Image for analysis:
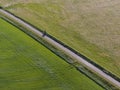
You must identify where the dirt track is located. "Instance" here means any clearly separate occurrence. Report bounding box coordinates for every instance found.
[0,9,120,89]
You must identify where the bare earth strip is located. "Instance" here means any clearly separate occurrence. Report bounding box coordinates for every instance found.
[0,9,120,89]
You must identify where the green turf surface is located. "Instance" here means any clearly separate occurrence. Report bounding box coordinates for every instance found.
[1,0,119,77]
[0,18,103,89]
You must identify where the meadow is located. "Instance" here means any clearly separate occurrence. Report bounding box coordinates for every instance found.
[0,18,103,89]
[0,0,119,77]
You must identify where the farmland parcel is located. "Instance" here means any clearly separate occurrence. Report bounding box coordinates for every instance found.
[0,0,119,77]
[0,18,103,89]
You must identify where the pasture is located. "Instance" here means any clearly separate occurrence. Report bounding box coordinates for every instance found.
[1,0,119,77]
[0,18,103,89]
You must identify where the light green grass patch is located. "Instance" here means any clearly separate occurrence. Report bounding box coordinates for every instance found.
[0,18,103,90]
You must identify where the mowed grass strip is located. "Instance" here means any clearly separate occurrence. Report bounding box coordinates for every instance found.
[2,0,120,77]
[0,18,103,90]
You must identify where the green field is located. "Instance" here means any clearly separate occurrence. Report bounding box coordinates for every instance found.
[0,18,103,89]
[1,0,119,77]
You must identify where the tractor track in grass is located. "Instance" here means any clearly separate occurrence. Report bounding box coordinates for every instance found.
[0,8,120,89]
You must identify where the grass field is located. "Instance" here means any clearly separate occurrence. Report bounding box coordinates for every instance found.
[0,18,103,89]
[1,0,119,77]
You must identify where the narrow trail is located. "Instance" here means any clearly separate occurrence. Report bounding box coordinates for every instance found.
[0,9,120,89]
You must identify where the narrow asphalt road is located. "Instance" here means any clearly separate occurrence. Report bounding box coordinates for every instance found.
[0,9,120,88]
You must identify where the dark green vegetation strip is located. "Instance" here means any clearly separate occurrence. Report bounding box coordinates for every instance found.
[0,18,103,89]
